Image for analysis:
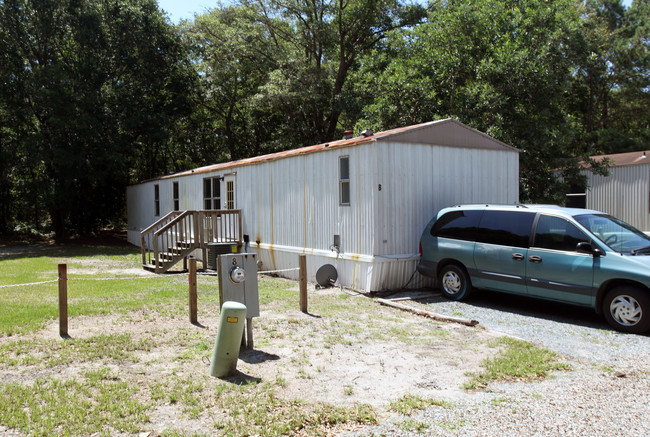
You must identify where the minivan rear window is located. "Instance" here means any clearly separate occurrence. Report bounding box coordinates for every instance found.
[432,210,483,241]
[476,211,535,248]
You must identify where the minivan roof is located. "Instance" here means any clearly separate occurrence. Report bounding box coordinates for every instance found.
[443,204,603,217]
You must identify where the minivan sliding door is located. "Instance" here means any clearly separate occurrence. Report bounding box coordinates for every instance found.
[472,211,535,295]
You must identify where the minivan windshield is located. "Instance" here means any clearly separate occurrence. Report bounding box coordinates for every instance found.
[574,213,650,255]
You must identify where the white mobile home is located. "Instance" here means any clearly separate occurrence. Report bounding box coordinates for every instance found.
[127,118,520,292]
[570,151,650,232]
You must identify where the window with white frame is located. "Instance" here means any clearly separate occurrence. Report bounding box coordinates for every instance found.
[203,177,221,210]
[339,156,350,206]
[154,184,160,216]
[173,182,179,211]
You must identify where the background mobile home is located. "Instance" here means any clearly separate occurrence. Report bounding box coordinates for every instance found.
[570,151,650,232]
[128,118,520,292]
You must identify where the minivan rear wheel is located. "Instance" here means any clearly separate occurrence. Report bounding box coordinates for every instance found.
[438,264,472,301]
[603,286,650,334]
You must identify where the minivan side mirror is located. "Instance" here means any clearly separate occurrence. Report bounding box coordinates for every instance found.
[576,242,604,257]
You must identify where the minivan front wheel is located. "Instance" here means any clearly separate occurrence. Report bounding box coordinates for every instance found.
[603,286,650,334]
[438,264,472,301]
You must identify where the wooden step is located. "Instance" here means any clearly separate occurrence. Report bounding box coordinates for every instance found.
[158,252,175,261]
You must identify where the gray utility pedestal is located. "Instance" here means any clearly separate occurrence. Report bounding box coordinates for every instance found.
[217,253,259,348]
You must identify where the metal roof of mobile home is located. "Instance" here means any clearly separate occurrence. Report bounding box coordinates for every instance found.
[581,150,650,168]
[147,118,518,182]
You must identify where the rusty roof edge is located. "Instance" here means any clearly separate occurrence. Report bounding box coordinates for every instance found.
[138,136,377,184]
[132,118,515,185]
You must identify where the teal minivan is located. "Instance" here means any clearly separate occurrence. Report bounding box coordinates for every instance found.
[417,204,650,333]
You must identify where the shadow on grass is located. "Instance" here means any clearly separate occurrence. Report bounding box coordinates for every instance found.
[0,229,139,261]
[221,369,262,385]
[0,242,140,261]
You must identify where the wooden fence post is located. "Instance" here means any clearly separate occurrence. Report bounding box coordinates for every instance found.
[299,255,307,313]
[189,258,198,324]
[58,263,68,337]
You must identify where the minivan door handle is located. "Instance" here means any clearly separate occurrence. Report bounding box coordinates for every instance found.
[512,253,524,261]
[528,255,542,263]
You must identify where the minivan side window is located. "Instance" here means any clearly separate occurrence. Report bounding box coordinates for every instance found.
[476,211,535,248]
[534,215,589,252]
[431,210,483,241]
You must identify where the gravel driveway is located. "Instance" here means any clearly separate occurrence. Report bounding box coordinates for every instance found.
[418,290,650,367]
[344,289,650,437]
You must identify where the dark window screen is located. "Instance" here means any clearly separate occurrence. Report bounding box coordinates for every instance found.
[203,179,211,209]
[432,210,483,241]
[339,156,350,206]
[173,182,179,211]
[476,211,534,248]
[203,177,221,210]
[154,185,160,216]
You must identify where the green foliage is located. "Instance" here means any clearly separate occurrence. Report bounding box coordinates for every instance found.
[180,5,281,161]
[0,333,151,368]
[355,0,585,202]
[567,0,650,156]
[0,0,197,238]
[234,0,426,148]
[398,418,430,432]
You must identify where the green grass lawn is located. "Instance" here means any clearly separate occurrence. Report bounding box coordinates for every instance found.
[0,245,192,336]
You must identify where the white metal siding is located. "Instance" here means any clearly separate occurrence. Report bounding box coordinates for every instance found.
[586,164,650,231]
[239,146,377,278]
[373,142,519,256]
[127,135,519,291]
[367,142,518,291]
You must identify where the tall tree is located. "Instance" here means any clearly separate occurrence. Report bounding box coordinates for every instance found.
[354,0,594,202]
[0,0,197,238]
[181,5,280,161]
[567,0,650,154]
[244,0,426,146]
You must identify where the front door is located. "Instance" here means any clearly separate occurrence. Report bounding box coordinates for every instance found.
[526,214,595,306]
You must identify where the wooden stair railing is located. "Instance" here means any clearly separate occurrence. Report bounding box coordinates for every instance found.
[141,210,242,273]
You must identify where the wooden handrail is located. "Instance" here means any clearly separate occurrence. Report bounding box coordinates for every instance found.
[153,210,192,237]
[141,210,181,234]
[141,209,243,273]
